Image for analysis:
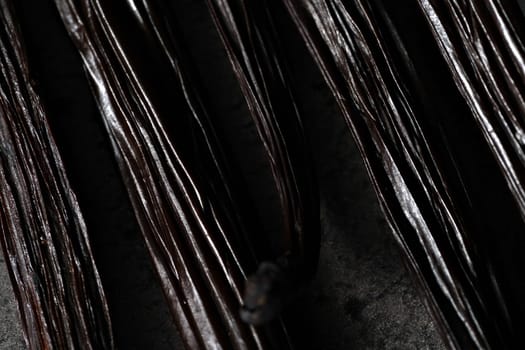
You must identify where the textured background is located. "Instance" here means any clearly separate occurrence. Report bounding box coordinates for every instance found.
[0,0,489,348]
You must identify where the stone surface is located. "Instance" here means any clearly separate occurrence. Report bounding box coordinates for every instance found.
[0,251,24,349]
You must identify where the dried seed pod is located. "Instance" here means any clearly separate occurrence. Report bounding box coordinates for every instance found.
[0,1,114,349]
[206,0,320,323]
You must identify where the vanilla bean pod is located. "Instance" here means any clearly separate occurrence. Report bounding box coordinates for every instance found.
[282,0,525,348]
[411,0,525,343]
[0,1,114,349]
[54,0,293,348]
[206,0,320,324]
[415,0,525,219]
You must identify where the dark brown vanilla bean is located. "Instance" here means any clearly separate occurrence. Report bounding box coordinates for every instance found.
[206,0,320,324]
[415,0,525,221]
[54,0,292,348]
[282,0,525,348]
[0,1,114,349]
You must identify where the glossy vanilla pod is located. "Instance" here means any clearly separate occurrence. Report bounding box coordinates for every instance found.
[205,0,320,325]
[282,0,525,348]
[0,1,114,349]
[54,0,293,348]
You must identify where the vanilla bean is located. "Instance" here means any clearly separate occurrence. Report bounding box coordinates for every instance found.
[0,1,114,349]
[206,0,320,324]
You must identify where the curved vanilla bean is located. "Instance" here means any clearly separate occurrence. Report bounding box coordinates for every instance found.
[205,0,320,324]
[0,1,114,349]
[54,0,292,348]
[282,0,525,348]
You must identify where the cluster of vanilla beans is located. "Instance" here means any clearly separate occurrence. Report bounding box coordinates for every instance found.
[1,0,524,349]
[284,0,525,348]
[0,2,113,349]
